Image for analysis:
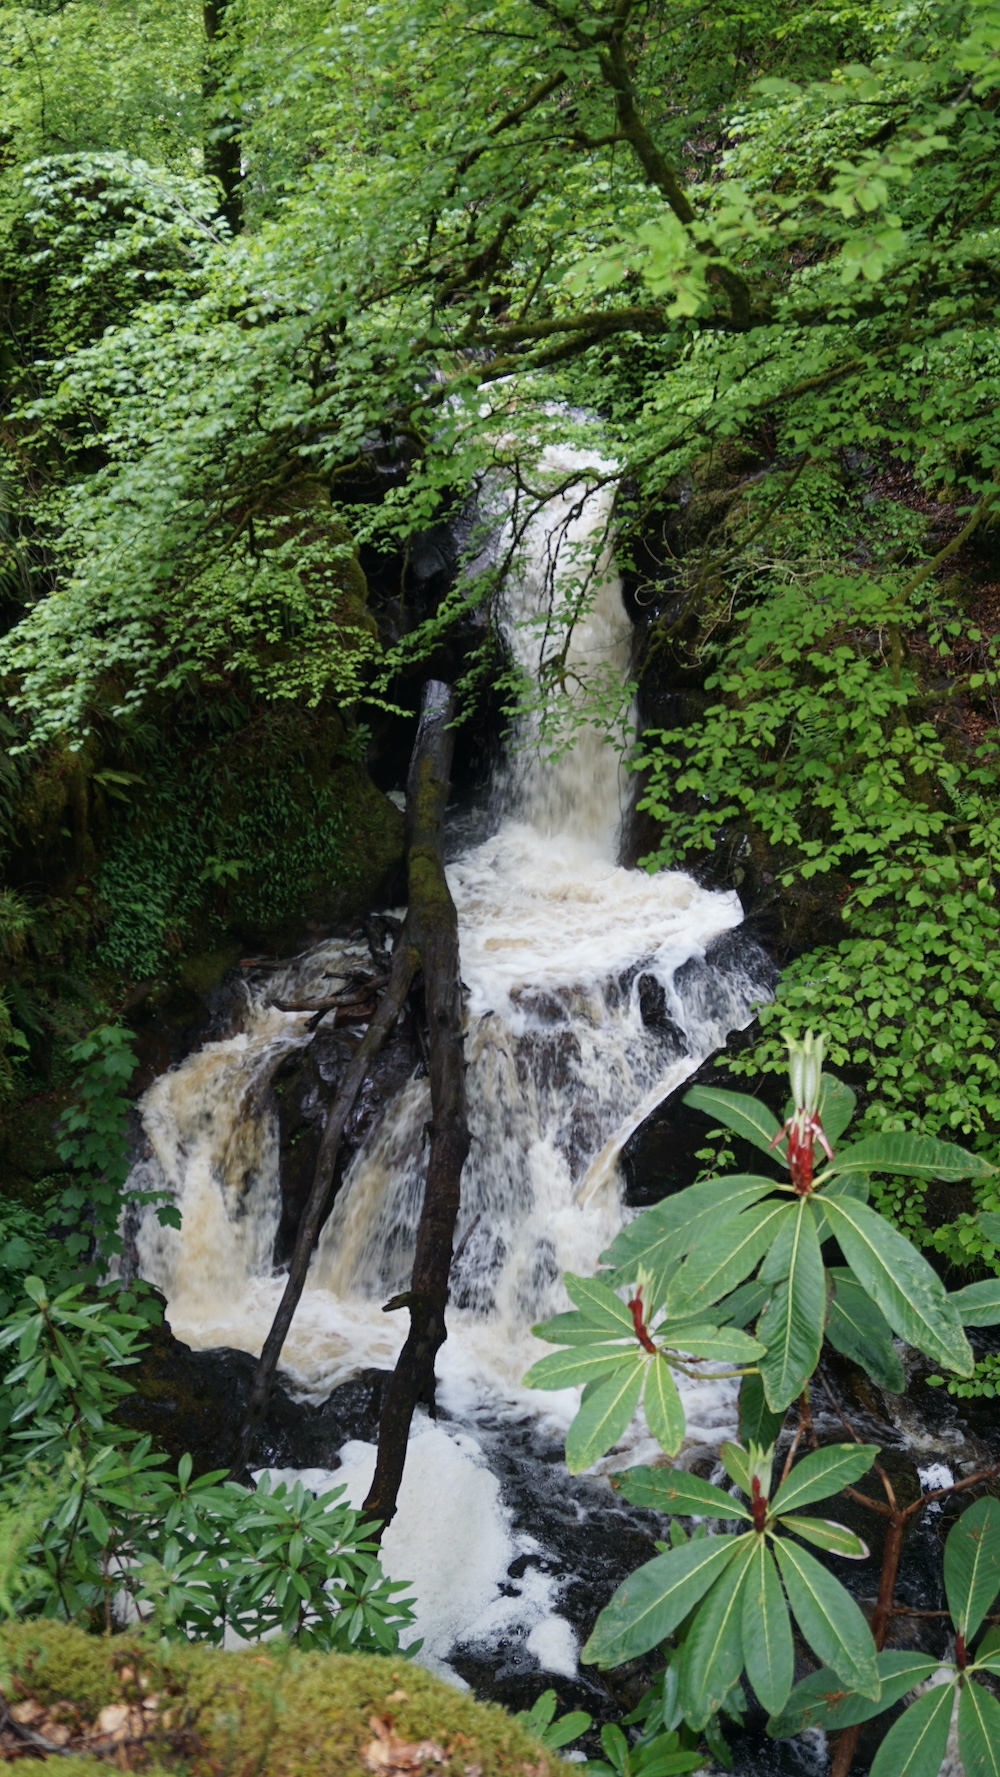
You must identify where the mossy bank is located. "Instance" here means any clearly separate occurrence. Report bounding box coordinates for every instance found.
[0,1621,555,1777]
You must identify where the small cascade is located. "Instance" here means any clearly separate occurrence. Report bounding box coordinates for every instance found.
[131,445,775,1679]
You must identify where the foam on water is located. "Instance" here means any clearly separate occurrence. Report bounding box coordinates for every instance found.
[131,444,772,1677]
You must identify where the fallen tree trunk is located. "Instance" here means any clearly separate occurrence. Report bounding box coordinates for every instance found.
[230,681,468,1495]
[229,929,417,1481]
[363,681,470,1532]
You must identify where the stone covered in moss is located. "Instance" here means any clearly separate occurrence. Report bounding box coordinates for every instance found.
[0,1621,553,1777]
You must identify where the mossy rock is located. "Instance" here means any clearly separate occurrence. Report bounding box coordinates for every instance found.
[0,1621,554,1777]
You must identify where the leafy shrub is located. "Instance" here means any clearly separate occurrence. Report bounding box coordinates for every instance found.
[525,1034,1000,1769]
[636,558,1000,1279]
[0,1278,415,1654]
[96,725,354,978]
[48,1023,179,1275]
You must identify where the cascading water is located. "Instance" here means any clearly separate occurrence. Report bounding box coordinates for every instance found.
[131,447,775,1682]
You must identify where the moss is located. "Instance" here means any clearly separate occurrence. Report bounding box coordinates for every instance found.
[177,944,244,999]
[0,1622,554,1777]
[0,1091,70,1206]
[96,709,405,976]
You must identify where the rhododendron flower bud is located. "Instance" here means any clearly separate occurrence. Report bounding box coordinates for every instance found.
[785,1029,825,1117]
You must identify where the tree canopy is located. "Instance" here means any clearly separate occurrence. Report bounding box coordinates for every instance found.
[2,0,998,741]
[2,0,1000,1285]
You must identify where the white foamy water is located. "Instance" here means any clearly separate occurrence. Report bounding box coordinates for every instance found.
[131,444,773,1676]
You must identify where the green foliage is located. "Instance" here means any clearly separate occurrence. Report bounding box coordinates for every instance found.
[637,564,1000,1132]
[529,1064,984,1471]
[582,1720,703,1777]
[95,725,356,977]
[585,1440,878,1715]
[0,1278,416,1653]
[49,1023,179,1272]
[0,1200,58,1321]
[526,1267,765,1472]
[0,0,996,761]
[514,1690,593,1754]
[770,1496,1000,1773]
[525,1039,1000,1763]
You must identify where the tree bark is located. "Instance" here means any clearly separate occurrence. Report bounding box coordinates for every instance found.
[230,680,468,1495]
[203,0,242,234]
[363,681,470,1532]
[229,930,417,1481]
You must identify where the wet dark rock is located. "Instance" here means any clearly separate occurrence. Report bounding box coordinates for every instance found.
[514,1028,582,1094]
[446,1410,670,1732]
[635,974,689,1049]
[117,1309,390,1475]
[898,1330,1000,1458]
[270,1017,420,1267]
[510,987,574,1027]
[621,1021,784,1206]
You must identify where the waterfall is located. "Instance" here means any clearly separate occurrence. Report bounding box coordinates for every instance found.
[131,445,774,1677]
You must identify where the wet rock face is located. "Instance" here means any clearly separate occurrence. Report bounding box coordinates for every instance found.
[270,1015,421,1267]
[621,1017,782,1207]
[116,1311,390,1474]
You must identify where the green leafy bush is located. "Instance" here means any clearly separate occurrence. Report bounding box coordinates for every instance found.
[770,1496,1000,1776]
[0,1278,415,1654]
[49,1024,179,1274]
[525,1034,1000,1769]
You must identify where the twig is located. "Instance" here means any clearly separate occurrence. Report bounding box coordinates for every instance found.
[0,1698,74,1758]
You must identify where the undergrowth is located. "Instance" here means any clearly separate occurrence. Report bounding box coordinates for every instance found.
[637,458,1000,1332]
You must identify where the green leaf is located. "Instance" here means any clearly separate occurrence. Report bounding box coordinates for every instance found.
[869,1684,956,1777]
[544,1711,593,1751]
[666,1202,790,1318]
[582,1535,746,1668]
[679,1537,757,1728]
[533,1310,623,1346]
[943,1496,1000,1638]
[950,1279,1000,1328]
[767,1651,941,1737]
[779,1516,869,1558]
[770,1443,879,1516]
[758,1203,800,1284]
[525,1343,636,1390]
[84,1499,113,1545]
[959,1679,1000,1777]
[617,1466,750,1520]
[773,1535,880,1698]
[602,1176,780,1297]
[682,1087,784,1159]
[821,1197,973,1375]
[600,1724,629,1772]
[642,1357,686,1456]
[824,1132,995,1183]
[720,1440,753,1493]
[662,1325,765,1362]
[978,1213,1000,1246]
[717,1279,771,1329]
[757,1199,826,1412]
[738,1373,785,1450]
[565,1360,646,1474]
[564,1273,636,1333]
[742,1541,794,1715]
[826,1268,905,1393]
[818,1074,856,1146]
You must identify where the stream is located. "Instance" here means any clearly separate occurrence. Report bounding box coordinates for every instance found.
[122,450,998,1771]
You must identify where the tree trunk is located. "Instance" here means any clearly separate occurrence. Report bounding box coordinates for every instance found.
[203,0,242,234]
[229,930,417,1481]
[230,680,468,1493]
[363,682,470,1532]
